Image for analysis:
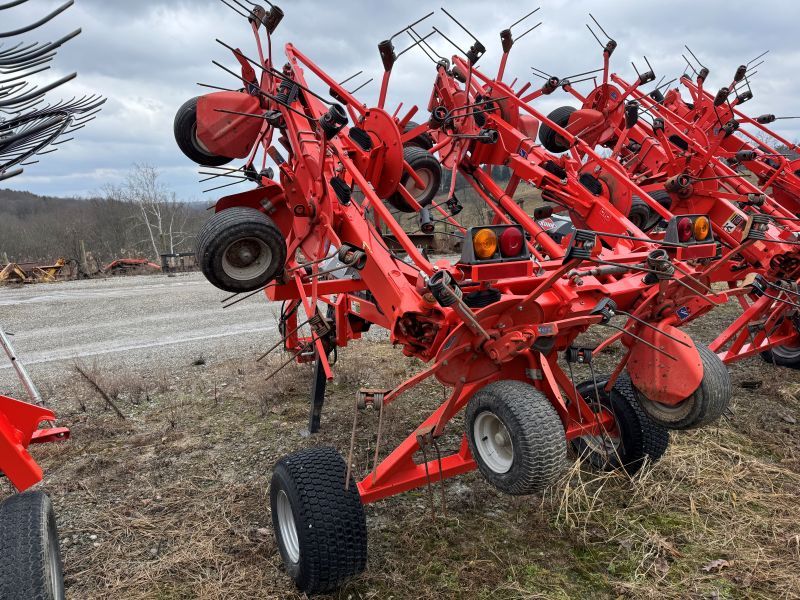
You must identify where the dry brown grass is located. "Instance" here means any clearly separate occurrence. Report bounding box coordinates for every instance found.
[28,327,800,599]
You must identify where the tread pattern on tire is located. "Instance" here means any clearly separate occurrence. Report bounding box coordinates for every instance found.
[174,97,232,167]
[196,206,286,293]
[538,106,576,154]
[465,380,566,495]
[611,375,670,465]
[628,196,653,230]
[271,447,367,595]
[387,146,442,213]
[635,343,731,430]
[0,491,63,600]
[402,121,434,150]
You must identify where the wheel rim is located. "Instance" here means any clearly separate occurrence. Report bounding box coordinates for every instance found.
[404,168,432,201]
[222,237,272,281]
[191,122,214,156]
[473,411,514,474]
[575,407,622,468]
[772,344,800,360]
[276,489,300,564]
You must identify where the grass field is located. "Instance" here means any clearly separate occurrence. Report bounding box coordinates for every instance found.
[8,293,798,599]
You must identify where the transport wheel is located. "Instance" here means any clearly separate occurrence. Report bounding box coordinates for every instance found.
[573,375,669,475]
[627,197,653,231]
[402,120,434,150]
[634,344,731,430]
[465,380,566,495]
[386,146,442,213]
[538,106,576,153]
[760,344,800,369]
[0,491,65,600]
[644,190,672,230]
[174,96,232,167]
[271,447,367,595]
[196,207,286,293]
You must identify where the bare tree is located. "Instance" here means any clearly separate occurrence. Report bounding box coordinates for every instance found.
[105,164,195,260]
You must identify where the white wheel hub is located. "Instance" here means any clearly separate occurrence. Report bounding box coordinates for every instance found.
[404,168,432,200]
[473,411,514,474]
[276,489,300,564]
[222,237,272,281]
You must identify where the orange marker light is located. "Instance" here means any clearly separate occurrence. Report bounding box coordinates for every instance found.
[473,228,498,259]
[693,216,711,241]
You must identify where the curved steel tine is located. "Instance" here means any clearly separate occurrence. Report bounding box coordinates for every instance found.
[0,0,74,39]
[0,72,76,107]
[0,65,49,85]
[0,0,34,10]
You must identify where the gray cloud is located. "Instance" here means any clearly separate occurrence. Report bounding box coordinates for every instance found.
[3,0,799,199]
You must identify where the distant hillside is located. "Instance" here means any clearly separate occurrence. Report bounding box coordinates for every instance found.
[0,188,206,265]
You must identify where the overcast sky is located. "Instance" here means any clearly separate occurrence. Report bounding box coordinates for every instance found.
[3,0,799,201]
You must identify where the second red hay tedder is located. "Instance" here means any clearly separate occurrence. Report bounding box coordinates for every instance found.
[173,2,798,594]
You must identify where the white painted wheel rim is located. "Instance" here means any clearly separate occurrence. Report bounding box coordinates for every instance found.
[277,489,300,564]
[222,237,272,281]
[473,411,514,474]
[772,344,800,360]
[404,168,432,200]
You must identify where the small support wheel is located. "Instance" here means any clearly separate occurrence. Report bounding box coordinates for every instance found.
[402,120,434,150]
[627,197,653,231]
[196,207,286,293]
[760,344,800,369]
[386,146,442,213]
[174,97,233,167]
[538,106,576,153]
[574,375,669,475]
[465,380,566,495]
[634,344,731,430]
[0,491,65,600]
[271,447,367,595]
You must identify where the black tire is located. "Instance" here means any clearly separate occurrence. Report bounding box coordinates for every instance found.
[402,120,434,150]
[271,447,367,595]
[634,344,731,430]
[628,197,653,231]
[539,106,576,154]
[643,190,672,231]
[573,375,669,475]
[196,207,286,293]
[465,380,566,495]
[174,97,232,167]
[0,492,65,600]
[387,146,442,213]
[760,344,800,369]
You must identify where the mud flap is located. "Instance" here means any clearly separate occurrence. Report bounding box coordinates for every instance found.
[626,325,703,406]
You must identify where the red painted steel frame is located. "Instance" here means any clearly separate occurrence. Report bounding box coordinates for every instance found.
[189,16,726,507]
[0,394,69,492]
[543,50,800,364]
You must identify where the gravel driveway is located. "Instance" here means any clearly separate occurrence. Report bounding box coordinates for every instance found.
[0,273,282,394]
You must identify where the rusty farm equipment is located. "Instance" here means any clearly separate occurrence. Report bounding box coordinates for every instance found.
[0,1,103,598]
[0,258,68,284]
[172,4,744,593]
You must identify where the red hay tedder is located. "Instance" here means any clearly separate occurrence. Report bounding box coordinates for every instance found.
[172,3,800,594]
[532,30,800,367]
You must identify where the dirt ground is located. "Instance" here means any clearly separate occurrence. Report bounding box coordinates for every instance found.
[1,274,799,599]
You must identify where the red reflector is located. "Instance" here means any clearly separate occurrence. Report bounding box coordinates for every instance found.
[499,227,524,257]
[677,217,693,243]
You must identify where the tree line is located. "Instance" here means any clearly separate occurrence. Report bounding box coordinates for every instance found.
[0,165,207,267]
